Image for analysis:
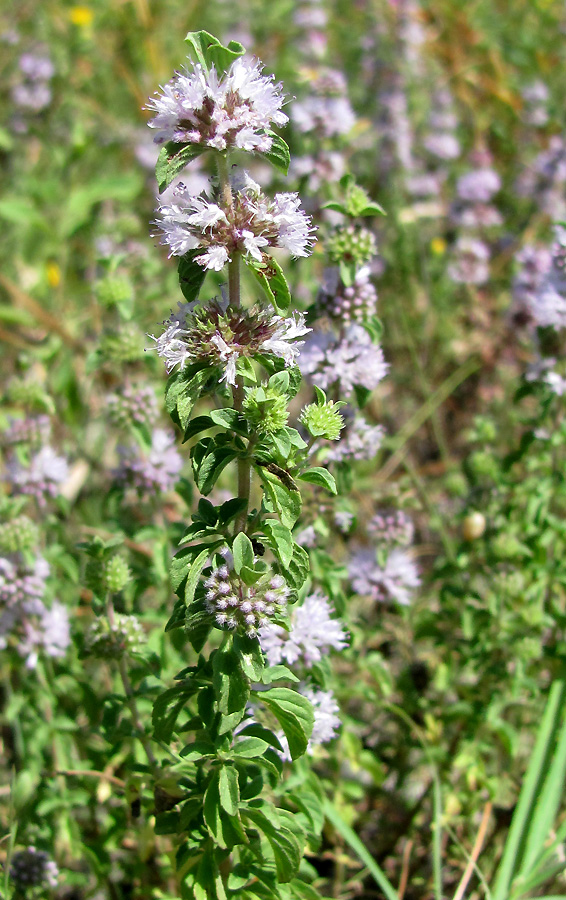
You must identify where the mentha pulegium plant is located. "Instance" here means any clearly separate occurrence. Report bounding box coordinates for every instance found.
[134,31,384,899]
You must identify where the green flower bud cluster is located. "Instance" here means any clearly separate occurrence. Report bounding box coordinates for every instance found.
[326,225,377,267]
[85,555,131,595]
[102,556,131,593]
[468,450,499,479]
[243,385,289,435]
[0,516,40,554]
[99,323,145,365]
[85,614,145,659]
[96,275,133,310]
[300,400,344,441]
[6,378,55,414]
[491,533,526,560]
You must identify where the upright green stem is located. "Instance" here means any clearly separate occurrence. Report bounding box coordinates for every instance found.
[106,597,158,773]
[216,152,253,534]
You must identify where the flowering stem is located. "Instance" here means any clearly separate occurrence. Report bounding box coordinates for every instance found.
[105,597,158,773]
[216,152,253,534]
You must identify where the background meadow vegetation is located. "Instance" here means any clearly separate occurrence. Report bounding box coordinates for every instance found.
[2,0,566,898]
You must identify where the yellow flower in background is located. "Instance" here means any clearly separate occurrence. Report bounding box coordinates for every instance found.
[430,237,447,256]
[70,6,93,27]
[46,262,61,287]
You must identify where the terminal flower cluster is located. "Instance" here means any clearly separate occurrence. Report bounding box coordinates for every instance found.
[146,56,288,151]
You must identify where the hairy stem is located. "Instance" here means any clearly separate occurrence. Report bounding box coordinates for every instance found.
[216,152,253,534]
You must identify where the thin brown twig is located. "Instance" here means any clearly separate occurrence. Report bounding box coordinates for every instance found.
[54,769,126,789]
[398,838,413,900]
[0,325,31,350]
[0,274,80,349]
[452,801,492,900]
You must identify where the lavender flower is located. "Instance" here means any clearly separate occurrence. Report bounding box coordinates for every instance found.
[146,57,287,151]
[511,245,553,326]
[0,554,49,610]
[517,136,566,219]
[348,547,420,606]
[295,525,318,548]
[526,226,566,329]
[154,175,314,268]
[450,203,503,229]
[447,237,490,285]
[423,132,460,161]
[299,326,388,396]
[317,267,378,324]
[204,561,290,637]
[521,81,549,127]
[11,82,52,111]
[116,428,182,496]
[325,416,385,463]
[368,509,414,547]
[290,151,345,193]
[151,300,310,385]
[456,168,501,204]
[18,52,55,81]
[6,446,68,505]
[334,510,355,533]
[18,600,70,668]
[259,590,347,668]
[291,69,355,137]
[1,414,51,447]
[106,383,160,429]
[10,847,59,890]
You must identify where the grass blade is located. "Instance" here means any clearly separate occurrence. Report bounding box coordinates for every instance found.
[323,799,399,900]
[491,681,566,900]
[516,695,566,880]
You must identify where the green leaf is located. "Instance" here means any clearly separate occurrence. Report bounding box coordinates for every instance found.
[244,808,303,882]
[184,549,210,604]
[261,521,294,568]
[185,30,245,72]
[297,467,337,495]
[262,665,299,684]
[166,365,212,429]
[261,133,291,175]
[249,256,292,313]
[194,446,239,495]
[286,543,310,591]
[165,595,186,632]
[219,765,240,816]
[152,683,198,741]
[213,647,250,717]
[260,469,302,529]
[232,532,255,575]
[218,498,248,525]
[204,771,225,846]
[156,143,206,192]
[210,408,248,435]
[233,736,270,758]
[179,738,216,761]
[185,597,213,652]
[234,634,265,681]
[178,251,207,303]
[236,723,284,753]
[182,415,214,443]
[258,687,314,760]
